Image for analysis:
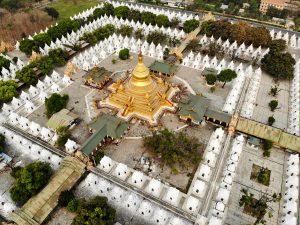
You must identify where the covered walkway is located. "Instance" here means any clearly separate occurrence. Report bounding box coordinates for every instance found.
[10,156,86,225]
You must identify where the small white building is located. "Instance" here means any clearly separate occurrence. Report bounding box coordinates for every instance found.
[130,170,145,188]
[65,139,78,154]
[99,156,114,173]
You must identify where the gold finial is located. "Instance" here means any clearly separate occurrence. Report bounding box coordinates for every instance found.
[138,48,143,64]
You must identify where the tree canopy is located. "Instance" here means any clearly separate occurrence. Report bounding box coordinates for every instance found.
[205,73,217,85]
[116,25,133,37]
[155,14,169,27]
[16,65,37,85]
[45,93,69,118]
[0,55,10,72]
[10,162,52,205]
[239,188,281,225]
[217,69,237,87]
[0,133,5,153]
[200,20,272,48]
[71,196,116,225]
[261,51,295,80]
[147,31,167,45]
[143,129,202,168]
[141,11,156,25]
[183,19,200,33]
[119,48,130,60]
[55,126,71,149]
[114,6,129,19]
[0,80,18,103]
[44,7,59,20]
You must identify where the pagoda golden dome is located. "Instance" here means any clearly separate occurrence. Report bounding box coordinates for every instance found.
[129,52,152,87]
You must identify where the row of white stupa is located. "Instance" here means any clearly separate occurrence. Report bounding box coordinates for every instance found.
[182,50,255,73]
[199,35,269,60]
[207,135,245,225]
[280,154,300,225]
[271,30,300,48]
[0,125,66,219]
[188,128,226,219]
[21,14,184,57]
[1,71,72,115]
[108,0,198,22]
[287,60,300,136]
[73,36,167,71]
[240,68,262,119]
[96,155,201,216]
[6,111,79,155]
[223,67,261,115]
[0,56,25,82]
[79,173,192,225]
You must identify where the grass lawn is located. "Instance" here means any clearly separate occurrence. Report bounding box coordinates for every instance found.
[43,0,101,21]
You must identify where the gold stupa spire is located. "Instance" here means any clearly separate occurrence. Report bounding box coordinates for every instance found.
[100,52,179,124]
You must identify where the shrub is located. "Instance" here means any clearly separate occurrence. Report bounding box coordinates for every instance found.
[55,126,71,149]
[119,48,130,60]
[183,19,200,33]
[67,198,80,212]
[268,116,275,126]
[45,93,69,118]
[10,162,52,205]
[268,100,278,112]
[0,80,18,103]
[58,190,75,207]
[205,73,217,85]
[94,151,105,165]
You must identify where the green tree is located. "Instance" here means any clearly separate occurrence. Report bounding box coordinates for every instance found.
[269,39,286,53]
[102,3,114,16]
[147,31,167,45]
[268,116,275,126]
[143,129,201,168]
[36,56,54,75]
[261,51,295,80]
[0,80,18,103]
[169,17,180,28]
[71,196,116,225]
[116,25,133,37]
[205,73,217,85]
[44,7,59,20]
[134,28,144,39]
[262,139,273,157]
[48,48,69,66]
[239,188,281,225]
[32,33,52,51]
[0,133,5,153]
[119,48,130,60]
[67,199,80,212]
[45,93,69,118]
[55,126,71,149]
[0,55,10,71]
[10,162,52,205]
[114,6,129,19]
[267,6,286,19]
[155,14,169,27]
[183,19,200,33]
[217,69,237,88]
[268,100,278,111]
[94,151,105,165]
[19,39,35,55]
[58,190,75,207]
[141,11,156,25]
[127,9,141,22]
[93,8,106,18]
[16,66,37,85]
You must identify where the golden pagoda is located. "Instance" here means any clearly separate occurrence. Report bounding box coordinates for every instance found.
[101,52,179,124]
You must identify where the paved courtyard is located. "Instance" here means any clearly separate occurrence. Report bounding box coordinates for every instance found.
[223,143,287,225]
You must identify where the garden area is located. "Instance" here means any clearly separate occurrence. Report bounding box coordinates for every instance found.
[250,164,271,186]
